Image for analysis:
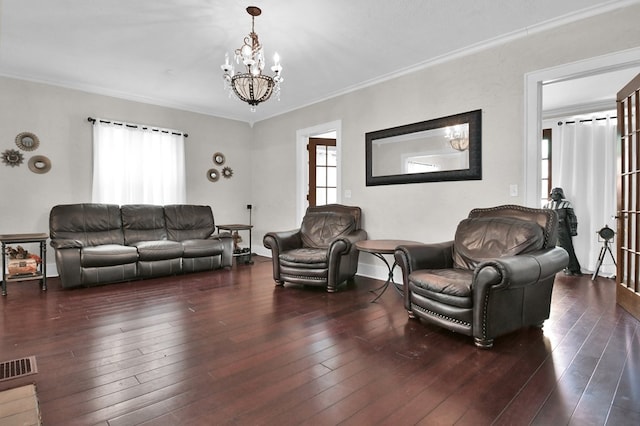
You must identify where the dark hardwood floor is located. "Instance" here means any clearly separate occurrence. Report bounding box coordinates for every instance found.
[1,256,639,425]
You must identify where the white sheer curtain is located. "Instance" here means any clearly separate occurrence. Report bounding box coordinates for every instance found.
[92,119,186,205]
[553,114,617,276]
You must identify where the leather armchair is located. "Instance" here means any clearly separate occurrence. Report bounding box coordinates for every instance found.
[394,205,569,348]
[263,204,367,292]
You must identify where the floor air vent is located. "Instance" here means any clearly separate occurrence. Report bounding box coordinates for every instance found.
[0,356,38,382]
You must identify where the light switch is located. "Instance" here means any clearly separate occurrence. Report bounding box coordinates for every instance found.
[509,184,518,197]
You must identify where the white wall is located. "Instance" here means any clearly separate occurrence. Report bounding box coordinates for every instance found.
[0,78,253,275]
[250,3,640,279]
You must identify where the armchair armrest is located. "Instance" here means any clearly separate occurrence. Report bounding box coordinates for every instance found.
[325,229,368,292]
[394,241,454,274]
[395,241,454,311]
[325,229,368,273]
[263,229,303,284]
[328,229,368,255]
[263,229,302,254]
[473,247,569,292]
[471,247,568,346]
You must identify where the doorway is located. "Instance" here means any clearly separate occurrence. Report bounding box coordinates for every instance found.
[525,47,640,276]
[524,48,640,205]
[295,120,342,224]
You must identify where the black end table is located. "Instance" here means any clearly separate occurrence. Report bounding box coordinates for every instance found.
[217,224,253,264]
[1,233,48,296]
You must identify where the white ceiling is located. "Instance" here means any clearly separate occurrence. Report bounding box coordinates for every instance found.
[0,0,637,124]
[543,67,640,118]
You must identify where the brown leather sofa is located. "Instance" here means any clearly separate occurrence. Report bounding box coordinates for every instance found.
[49,203,233,288]
[263,204,367,292]
[394,205,569,348]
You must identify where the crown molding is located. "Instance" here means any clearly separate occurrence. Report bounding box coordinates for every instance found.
[542,100,617,119]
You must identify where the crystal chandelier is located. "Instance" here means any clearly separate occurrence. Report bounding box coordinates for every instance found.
[221,6,283,111]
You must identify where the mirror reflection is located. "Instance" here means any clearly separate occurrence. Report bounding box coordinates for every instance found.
[366,110,481,186]
[371,124,470,176]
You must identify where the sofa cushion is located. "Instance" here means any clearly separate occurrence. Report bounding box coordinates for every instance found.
[81,244,138,268]
[300,212,356,249]
[135,240,183,261]
[181,239,224,258]
[121,204,167,245]
[164,205,215,241]
[50,203,125,246]
[453,217,545,270]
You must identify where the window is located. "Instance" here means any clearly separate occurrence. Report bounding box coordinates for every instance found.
[91,119,186,205]
[406,156,439,173]
[541,128,552,207]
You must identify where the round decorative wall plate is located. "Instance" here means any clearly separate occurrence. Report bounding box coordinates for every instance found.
[207,168,220,182]
[1,149,24,167]
[28,155,51,174]
[15,132,40,151]
[213,152,225,165]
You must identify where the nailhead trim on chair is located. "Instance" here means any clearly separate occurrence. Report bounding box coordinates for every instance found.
[481,293,490,340]
[411,303,471,327]
[284,275,325,281]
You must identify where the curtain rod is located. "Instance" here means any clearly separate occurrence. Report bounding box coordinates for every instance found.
[87,117,188,137]
[558,116,616,126]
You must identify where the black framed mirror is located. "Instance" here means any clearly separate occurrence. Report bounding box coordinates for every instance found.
[365,109,482,186]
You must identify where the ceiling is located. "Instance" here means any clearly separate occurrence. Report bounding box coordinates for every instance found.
[543,67,640,118]
[0,0,637,124]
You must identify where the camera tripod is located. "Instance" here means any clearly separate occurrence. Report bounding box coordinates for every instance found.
[592,236,616,280]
